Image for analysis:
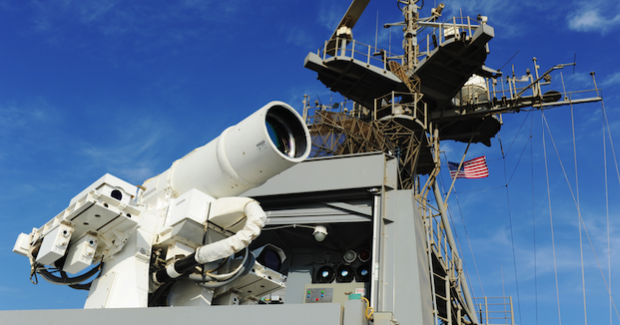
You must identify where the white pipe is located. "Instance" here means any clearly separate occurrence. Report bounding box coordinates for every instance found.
[195,199,267,264]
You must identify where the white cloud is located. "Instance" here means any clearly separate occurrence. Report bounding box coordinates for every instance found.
[26,0,247,52]
[603,72,620,87]
[285,26,312,47]
[79,119,165,184]
[317,0,347,32]
[440,0,550,38]
[0,98,60,150]
[567,7,620,34]
[569,10,599,31]
[72,0,117,23]
[0,286,18,293]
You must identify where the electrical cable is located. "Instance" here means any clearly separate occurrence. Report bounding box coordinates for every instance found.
[263,224,316,231]
[205,256,229,274]
[68,259,106,290]
[200,219,241,281]
[204,254,246,280]
[37,263,104,286]
[148,279,176,307]
[361,296,375,321]
[28,239,43,285]
[29,263,39,285]
[195,250,255,289]
[149,248,255,307]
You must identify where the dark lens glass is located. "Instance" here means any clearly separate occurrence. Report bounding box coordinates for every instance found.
[265,116,292,157]
[266,121,283,150]
[316,266,335,283]
[262,250,281,271]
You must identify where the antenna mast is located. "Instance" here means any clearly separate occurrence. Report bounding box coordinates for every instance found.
[402,0,420,72]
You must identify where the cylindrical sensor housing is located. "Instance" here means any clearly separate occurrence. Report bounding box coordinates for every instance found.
[151,101,310,198]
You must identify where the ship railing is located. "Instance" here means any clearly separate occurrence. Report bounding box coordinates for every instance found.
[302,96,361,126]
[489,78,601,106]
[452,71,602,113]
[419,197,477,325]
[420,198,454,271]
[428,208,453,271]
[473,296,516,325]
[373,91,427,129]
[317,38,401,72]
[315,16,482,75]
[417,16,482,62]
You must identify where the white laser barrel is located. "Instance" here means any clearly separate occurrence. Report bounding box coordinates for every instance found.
[149,101,310,199]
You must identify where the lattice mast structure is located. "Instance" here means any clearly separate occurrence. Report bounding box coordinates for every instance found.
[304,0,434,191]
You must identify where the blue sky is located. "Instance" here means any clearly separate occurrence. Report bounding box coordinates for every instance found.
[0,0,619,323]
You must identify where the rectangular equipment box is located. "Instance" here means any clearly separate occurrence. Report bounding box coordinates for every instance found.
[63,234,98,274]
[303,283,367,307]
[36,224,74,265]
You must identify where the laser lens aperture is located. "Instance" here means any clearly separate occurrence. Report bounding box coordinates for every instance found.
[265,114,295,158]
[266,121,282,150]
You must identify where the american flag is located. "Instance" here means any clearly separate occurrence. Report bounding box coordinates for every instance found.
[448,156,489,179]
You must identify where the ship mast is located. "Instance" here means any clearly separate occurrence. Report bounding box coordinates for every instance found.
[302,1,603,324]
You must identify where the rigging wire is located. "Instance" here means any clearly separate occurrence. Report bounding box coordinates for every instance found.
[507,134,532,186]
[570,103,588,325]
[497,133,523,325]
[504,110,532,157]
[543,112,620,323]
[600,99,620,325]
[541,111,562,325]
[601,100,620,211]
[495,110,533,186]
[579,203,620,323]
[530,111,539,325]
[603,104,612,325]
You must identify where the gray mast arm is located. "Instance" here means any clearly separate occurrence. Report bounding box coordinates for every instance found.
[328,0,371,40]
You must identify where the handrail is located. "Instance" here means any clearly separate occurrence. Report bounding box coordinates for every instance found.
[317,37,400,72]
[473,296,516,325]
[417,16,482,61]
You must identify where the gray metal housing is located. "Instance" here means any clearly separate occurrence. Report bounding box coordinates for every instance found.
[1,152,433,325]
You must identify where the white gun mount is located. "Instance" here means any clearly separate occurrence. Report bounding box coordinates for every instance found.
[14,101,311,308]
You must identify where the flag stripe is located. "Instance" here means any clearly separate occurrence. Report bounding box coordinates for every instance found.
[448,156,489,179]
